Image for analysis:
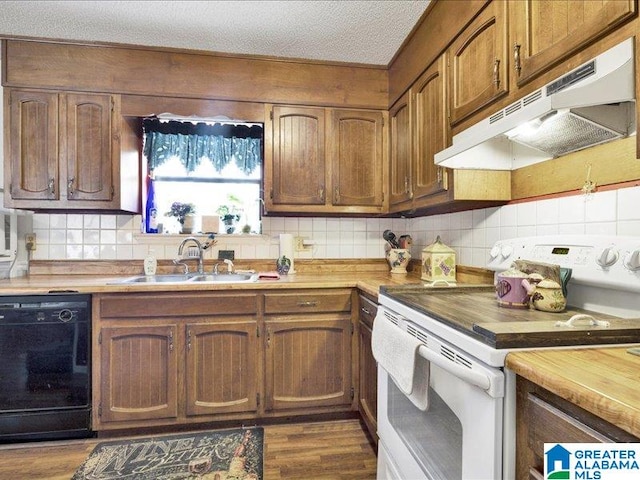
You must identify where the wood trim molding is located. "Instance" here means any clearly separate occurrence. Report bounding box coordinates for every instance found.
[3,39,389,109]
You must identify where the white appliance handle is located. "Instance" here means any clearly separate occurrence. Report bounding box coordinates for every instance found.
[418,344,491,391]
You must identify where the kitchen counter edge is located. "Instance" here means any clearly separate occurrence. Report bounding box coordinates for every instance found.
[506,346,640,439]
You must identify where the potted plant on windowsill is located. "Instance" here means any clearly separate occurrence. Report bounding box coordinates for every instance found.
[216,194,243,234]
[166,202,197,234]
[216,207,240,234]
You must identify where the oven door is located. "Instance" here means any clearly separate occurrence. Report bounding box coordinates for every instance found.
[377,319,504,480]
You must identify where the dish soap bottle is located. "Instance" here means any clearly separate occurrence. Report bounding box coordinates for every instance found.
[144,249,157,276]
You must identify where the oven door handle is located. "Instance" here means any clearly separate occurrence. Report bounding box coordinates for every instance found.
[418,345,492,391]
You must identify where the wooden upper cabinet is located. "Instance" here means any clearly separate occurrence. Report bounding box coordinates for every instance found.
[269,105,326,206]
[411,55,449,202]
[4,88,137,211]
[448,0,508,126]
[328,109,385,209]
[266,104,387,214]
[389,92,412,207]
[5,89,59,201]
[389,56,451,212]
[510,0,637,87]
[64,93,114,202]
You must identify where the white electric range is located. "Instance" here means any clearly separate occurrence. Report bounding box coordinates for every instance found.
[375,235,640,480]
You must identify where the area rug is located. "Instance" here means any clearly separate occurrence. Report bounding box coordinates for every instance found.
[72,427,263,480]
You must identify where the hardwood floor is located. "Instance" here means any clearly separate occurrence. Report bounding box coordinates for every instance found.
[0,419,377,479]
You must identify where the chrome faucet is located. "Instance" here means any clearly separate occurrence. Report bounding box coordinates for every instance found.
[177,237,204,274]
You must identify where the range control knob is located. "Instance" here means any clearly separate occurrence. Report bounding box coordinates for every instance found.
[489,245,501,259]
[596,246,619,268]
[623,249,640,271]
[501,244,514,259]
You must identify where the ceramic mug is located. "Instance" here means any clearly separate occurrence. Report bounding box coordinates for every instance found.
[495,269,533,309]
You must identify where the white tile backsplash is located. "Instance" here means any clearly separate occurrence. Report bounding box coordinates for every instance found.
[24,186,640,266]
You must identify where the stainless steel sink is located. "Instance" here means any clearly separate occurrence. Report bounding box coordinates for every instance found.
[114,274,196,284]
[190,273,258,283]
[112,273,258,284]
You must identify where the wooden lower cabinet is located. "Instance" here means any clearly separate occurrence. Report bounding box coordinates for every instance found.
[265,316,352,411]
[93,292,260,430]
[99,324,179,423]
[516,376,639,479]
[358,294,378,446]
[185,321,258,416]
[263,289,356,413]
[93,288,358,431]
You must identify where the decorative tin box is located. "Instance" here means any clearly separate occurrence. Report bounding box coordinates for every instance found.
[421,236,456,284]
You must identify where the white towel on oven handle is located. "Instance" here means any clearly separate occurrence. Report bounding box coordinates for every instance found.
[372,312,430,410]
[408,352,430,411]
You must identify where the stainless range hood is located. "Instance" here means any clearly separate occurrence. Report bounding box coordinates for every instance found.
[435,38,636,170]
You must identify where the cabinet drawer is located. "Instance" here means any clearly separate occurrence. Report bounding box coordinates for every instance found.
[527,393,610,451]
[359,295,378,329]
[98,293,259,318]
[264,289,352,314]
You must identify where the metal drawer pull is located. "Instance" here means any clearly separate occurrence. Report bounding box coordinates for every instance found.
[493,58,501,88]
[513,43,522,76]
[361,307,371,315]
[297,301,318,307]
[418,345,491,391]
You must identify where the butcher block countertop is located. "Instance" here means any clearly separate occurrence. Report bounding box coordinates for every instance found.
[506,346,640,438]
[0,260,494,297]
[0,271,410,297]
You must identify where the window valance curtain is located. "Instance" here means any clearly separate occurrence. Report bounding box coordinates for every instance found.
[142,118,262,174]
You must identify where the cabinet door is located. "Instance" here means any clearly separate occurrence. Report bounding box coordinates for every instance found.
[329,109,385,209]
[185,321,258,416]
[511,0,636,86]
[265,317,352,411]
[270,106,326,206]
[63,93,114,202]
[99,325,178,423]
[389,92,412,207]
[5,89,59,201]
[358,296,378,444]
[411,55,449,201]
[449,0,508,125]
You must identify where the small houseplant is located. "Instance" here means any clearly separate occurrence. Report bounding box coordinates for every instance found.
[166,202,196,233]
[216,195,242,233]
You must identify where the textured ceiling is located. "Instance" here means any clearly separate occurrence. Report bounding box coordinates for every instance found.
[0,1,431,65]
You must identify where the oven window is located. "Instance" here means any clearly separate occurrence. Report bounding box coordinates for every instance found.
[388,379,462,480]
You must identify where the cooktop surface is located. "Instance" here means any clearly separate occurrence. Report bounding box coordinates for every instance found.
[380,284,640,349]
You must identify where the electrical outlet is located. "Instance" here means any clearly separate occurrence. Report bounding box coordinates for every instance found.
[218,250,235,260]
[295,236,312,251]
[25,233,37,251]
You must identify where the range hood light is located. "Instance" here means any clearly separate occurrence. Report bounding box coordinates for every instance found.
[505,110,563,140]
[506,109,570,139]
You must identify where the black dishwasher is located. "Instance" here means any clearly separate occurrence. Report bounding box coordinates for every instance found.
[0,294,92,442]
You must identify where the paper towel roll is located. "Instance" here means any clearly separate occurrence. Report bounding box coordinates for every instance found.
[279,233,296,274]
